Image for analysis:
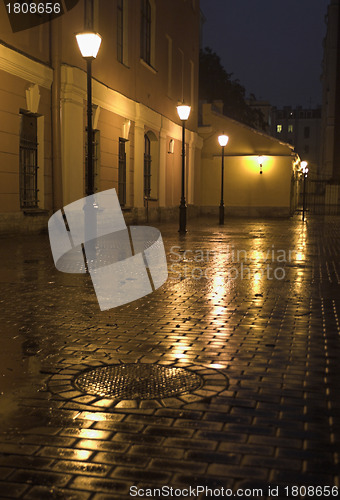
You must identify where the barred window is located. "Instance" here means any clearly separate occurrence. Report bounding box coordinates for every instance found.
[118,138,127,206]
[85,129,100,194]
[144,134,151,199]
[19,112,38,209]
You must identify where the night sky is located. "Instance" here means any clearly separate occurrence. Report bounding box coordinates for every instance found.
[200,0,330,109]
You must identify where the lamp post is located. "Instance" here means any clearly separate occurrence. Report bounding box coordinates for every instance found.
[257,155,264,175]
[301,161,308,222]
[177,104,191,234]
[76,32,102,196]
[218,134,229,225]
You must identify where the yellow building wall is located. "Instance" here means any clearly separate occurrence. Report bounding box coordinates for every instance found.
[201,155,292,209]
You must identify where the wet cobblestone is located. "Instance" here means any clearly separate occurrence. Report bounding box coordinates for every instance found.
[0,216,340,499]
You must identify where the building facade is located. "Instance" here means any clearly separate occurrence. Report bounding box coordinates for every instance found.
[0,0,202,231]
[321,0,340,181]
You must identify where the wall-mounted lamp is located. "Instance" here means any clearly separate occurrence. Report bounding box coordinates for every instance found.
[168,139,174,154]
[257,155,265,174]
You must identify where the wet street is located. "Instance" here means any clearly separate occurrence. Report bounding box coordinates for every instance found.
[0,215,339,499]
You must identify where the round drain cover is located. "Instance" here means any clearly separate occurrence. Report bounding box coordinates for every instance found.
[73,363,202,400]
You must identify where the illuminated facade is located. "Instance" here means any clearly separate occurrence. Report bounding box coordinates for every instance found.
[0,0,201,231]
[199,103,301,217]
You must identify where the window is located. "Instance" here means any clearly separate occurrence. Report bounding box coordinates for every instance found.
[288,124,293,133]
[117,0,124,63]
[144,134,151,199]
[118,138,127,206]
[304,145,309,154]
[19,112,38,209]
[84,0,99,30]
[117,0,128,65]
[277,124,282,133]
[140,0,151,64]
[166,35,172,97]
[304,126,310,139]
[85,129,100,194]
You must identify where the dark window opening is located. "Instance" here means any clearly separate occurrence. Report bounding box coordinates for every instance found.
[117,0,124,63]
[118,138,127,206]
[141,0,151,64]
[304,126,310,139]
[144,134,151,199]
[20,112,38,209]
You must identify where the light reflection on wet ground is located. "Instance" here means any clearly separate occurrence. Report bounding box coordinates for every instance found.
[0,216,339,497]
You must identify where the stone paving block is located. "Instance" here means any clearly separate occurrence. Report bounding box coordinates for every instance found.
[162,437,217,450]
[185,450,241,465]
[23,486,91,500]
[69,476,129,494]
[242,454,302,471]
[0,443,40,455]
[0,466,14,479]
[75,439,129,453]
[51,460,112,476]
[150,457,207,473]
[218,441,275,456]
[92,421,144,432]
[143,425,194,438]
[0,480,29,498]
[8,469,72,488]
[128,445,184,459]
[110,466,172,483]
[36,446,93,461]
[60,428,112,440]
[0,455,53,469]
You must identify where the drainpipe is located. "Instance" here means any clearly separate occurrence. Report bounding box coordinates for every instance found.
[50,16,63,212]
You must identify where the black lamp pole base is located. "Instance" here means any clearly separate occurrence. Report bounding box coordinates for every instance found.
[179,203,187,234]
[219,204,224,225]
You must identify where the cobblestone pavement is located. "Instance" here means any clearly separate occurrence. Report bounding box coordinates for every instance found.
[0,215,339,500]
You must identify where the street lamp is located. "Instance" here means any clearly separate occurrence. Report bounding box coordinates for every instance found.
[177,104,191,233]
[218,134,229,225]
[76,32,102,196]
[301,160,308,222]
[257,155,264,175]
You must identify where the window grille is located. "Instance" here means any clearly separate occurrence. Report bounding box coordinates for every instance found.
[118,138,127,205]
[85,129,100,194]
[144,134,151,199]
[19,113,38,209]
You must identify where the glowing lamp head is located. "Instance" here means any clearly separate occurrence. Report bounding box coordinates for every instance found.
[76,32,102,59]
[257,155,264,166]
[301,161,308,175]
[177,105,191,121]
[257,155,265,174]
[218,134,229,147]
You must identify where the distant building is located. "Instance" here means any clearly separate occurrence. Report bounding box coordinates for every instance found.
[270,106,322,178]
[245,98,272,133]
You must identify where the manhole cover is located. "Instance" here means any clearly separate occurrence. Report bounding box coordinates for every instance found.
[73,363,202,400]
[48,360,229,409]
